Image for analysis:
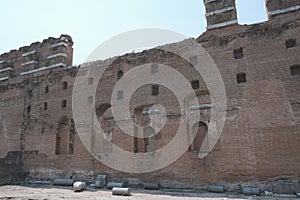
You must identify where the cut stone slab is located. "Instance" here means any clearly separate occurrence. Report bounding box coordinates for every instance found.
[53,179,74,186]
[208,185,225,193]
[107,182,126,189]
[242,187,260,195]
[143,182,160,190]
[112,187,132,196]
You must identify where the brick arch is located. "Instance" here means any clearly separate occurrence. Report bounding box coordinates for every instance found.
[96,103,114,138]
[94,103,114,153]
[96,103,113,133]
[55,116,75,155]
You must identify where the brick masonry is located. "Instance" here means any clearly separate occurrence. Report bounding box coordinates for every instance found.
[0,0,299,190]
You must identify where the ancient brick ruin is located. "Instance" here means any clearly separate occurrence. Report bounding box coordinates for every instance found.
[0,0,299,193]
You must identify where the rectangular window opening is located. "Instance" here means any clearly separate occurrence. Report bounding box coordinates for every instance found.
[152,85,159,96]
[191,80,200,90]
[27,106,31,114]
[61,100,67,108]
[237,73,247,83]
[44,102,48,110]
[234,48,244,60]
[286,39,297,49]
[63,81,68,89]
[291,65,300,76]
[45,86,49,93]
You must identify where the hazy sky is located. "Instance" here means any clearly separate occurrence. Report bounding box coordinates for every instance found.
[0,0,268,65]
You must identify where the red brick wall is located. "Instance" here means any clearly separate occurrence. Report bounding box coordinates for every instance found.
[0,9,299,186]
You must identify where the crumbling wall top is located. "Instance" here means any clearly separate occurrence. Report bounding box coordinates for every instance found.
[0,34,74,82]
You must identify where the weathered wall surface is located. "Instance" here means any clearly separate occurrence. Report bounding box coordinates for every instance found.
[0,0,299,188]
[0,151,23,185]
[195,7,300,183]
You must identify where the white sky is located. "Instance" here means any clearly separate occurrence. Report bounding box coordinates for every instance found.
[0,0,267,65]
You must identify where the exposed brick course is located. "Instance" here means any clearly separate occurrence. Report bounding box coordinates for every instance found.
[0,0,299,190]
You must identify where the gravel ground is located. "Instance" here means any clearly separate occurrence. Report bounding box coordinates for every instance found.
[0,185,298,200]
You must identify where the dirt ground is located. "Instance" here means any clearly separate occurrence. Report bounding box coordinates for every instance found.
[0,185,298,200]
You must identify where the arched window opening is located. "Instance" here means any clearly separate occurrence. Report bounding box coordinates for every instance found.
[55,116,75,155]
[96,104,114,153]
[117,70,124,80]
